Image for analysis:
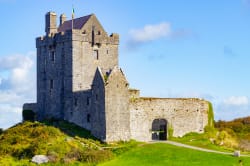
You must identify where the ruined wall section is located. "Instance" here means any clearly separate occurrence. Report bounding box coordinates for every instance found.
[129,98,209,141]
[105,67,130,142]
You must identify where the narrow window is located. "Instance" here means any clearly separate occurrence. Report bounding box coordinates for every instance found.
[50,79,54,89]
[92,26,95,47]
[106,49,109,54]
[96,94,98,101]
[87,97,90,105]
[74,97,78,106]
[93,50,99,60]
[87,114,90,122]
[50,51,55,61]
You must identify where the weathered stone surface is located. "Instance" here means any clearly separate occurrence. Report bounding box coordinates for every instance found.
[31,155,49,164]
[23,12,210,143]
[130,98,209,141]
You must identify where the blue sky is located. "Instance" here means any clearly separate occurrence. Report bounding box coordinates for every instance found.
[0,0,250,129]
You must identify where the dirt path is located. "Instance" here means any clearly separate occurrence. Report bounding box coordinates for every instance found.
[149,140,250,157]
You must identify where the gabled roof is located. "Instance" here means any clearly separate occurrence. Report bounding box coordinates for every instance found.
[58,14,92,32]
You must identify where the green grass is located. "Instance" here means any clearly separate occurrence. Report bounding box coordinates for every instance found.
[171,132,235,152]
[99,143,250,166]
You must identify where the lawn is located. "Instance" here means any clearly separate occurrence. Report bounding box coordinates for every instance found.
[99,143,250,166]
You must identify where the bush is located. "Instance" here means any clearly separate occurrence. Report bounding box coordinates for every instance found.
[0,128,3,135]
[22,110,35,122]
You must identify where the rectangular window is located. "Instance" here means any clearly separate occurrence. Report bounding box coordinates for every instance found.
[74,97,78,106]
[50,51,55,61]
[87,97,90,105]
[93,50,99,60]
[50,79,54,89]
[87,114,90,123]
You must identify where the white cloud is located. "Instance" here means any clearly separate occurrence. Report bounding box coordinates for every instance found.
[223,96,249,106]
[129,22,171,43]
[126,22,193,51]
[214,96,250,121]
[0,52,36,129]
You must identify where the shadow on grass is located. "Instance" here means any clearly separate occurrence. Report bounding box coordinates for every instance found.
[42,119,99,141]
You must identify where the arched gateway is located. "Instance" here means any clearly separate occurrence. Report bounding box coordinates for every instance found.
[152,119,167,140]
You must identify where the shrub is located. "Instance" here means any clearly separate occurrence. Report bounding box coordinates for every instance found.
[0,128,3,135]
[215,130,238,148]
[22,110,35,122]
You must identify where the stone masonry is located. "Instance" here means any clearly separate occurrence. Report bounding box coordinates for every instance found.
[23,11,211,142]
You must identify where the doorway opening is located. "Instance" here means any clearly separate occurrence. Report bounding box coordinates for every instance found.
[151,119,167,140]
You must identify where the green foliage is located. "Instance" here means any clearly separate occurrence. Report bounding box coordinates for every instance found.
[207,101,214,127]
[104,74,108,82]
[100,143,250,166]
[0,128,3,135]
[0,121,140,165]
[22,109,35,122]
[214,116,250,151]
[215,117,250,138]
[167,124,174,139]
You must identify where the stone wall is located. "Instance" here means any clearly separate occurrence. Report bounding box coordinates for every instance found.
[23,103,37,113]
[105,67,131,142]
[36,30,74,121]
[129,98,209,142]
[90,68,106,140]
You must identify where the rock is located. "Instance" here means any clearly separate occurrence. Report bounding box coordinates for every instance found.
[234,150,240,157]
[31,155,49,164]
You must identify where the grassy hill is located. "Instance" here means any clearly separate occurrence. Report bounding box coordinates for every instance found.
[0,121,137,165]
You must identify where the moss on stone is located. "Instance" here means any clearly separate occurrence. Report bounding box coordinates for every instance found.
[168,124,174,140]
[207,101,214,128]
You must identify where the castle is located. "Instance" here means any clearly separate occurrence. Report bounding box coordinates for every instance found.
[23,12,211,142]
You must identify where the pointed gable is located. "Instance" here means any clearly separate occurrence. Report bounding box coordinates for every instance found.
[57,14,107,35]
[106,66,129,87]
[92,67,105,88]
[58,14,92,32]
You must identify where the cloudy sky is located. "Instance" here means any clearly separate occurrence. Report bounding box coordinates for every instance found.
[0,0,250,129]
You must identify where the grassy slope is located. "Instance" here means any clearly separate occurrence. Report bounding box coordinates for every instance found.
[0,121,114,165]
[100,143,250,166]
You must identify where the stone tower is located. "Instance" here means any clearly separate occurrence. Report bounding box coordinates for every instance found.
[36,12,131,141]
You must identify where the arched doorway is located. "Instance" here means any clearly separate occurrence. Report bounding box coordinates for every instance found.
[152,119,167,140]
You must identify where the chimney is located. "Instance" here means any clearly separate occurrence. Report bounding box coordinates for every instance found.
[60,14,67,26]
[45,12,57,35]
